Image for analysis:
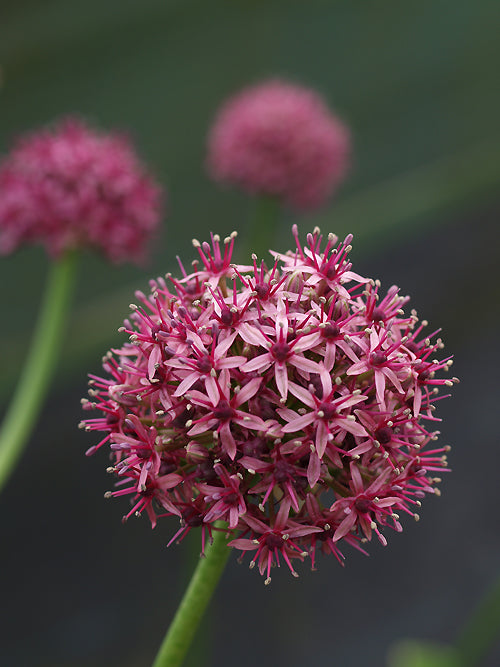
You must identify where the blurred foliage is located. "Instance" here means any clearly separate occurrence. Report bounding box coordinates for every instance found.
[1,0,499,401]
[387,640,461,667]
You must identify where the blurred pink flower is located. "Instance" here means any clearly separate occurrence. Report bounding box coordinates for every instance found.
[83,227,456,583]
[207,80,350,210]
[0,118,163,263]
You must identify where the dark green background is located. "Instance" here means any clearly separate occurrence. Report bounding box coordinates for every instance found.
[1,2,499,665]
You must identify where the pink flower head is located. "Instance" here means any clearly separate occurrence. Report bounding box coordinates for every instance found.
[0,118,163,263]
[82,227,457,583]
[207,80,350,211]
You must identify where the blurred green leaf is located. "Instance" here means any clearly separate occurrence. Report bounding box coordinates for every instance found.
[387,640,461,667]
[311,137,500,250]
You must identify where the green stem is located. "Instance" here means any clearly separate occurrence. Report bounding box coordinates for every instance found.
[152,526,231,667]
[0,251,78,492]
[246,195,280,264]
[455,574,500,666]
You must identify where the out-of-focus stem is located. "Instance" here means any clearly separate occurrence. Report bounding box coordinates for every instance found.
[246,195,280,264]
[0,251,78,492]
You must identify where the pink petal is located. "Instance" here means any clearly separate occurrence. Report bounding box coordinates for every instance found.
[324,343,336,371]
[214,330,238,357]
[375,370,386,407]
[242,354,272,373]
[228,538,259,551]
[315,420,329,458]
[307,451,321,487]
[281,412,315,433]
[238,323,268,348]
[332,511,357,541]
[235,377,262,406]
[219,422,236,459]
[288,381,316,408]
[275,364,289,400]
[205,375,220,406]
[346,360,368,376]
[291,355,321,374]
[334,418,368,437]
[173,374,199,397]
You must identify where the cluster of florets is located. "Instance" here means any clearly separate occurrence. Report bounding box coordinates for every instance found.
[207,80,349,211]
[82,227,456,583]
[0,118,162,263]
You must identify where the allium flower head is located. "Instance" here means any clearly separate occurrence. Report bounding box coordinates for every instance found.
[0,118,163,263]
[82,227,457,583]
[207,80,350,211]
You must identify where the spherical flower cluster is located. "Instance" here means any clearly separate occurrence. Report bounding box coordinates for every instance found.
[206,80,349,211]
[82,227,456,583]
[0,118,163,263]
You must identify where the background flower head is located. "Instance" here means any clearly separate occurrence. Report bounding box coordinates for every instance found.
[206,80,350,211]
[0,118,163,263]
[83,227,456,583]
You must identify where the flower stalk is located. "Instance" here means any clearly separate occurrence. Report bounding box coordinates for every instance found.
[152,525,231,667]
[246,195,280,263]
[0,251,78,492]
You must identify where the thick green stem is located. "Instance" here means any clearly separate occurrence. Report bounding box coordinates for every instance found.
[0,251,78,492]
[455,574,500,666]
[152,527,231,667]
[246,195,280,264]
